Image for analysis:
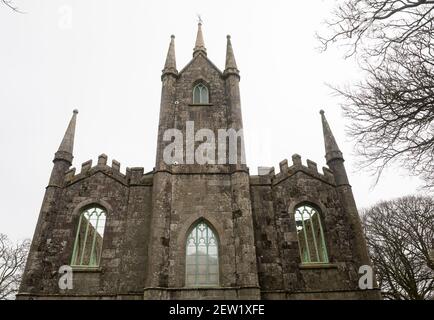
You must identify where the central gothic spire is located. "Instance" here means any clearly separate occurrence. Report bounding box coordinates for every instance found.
[193,22,207,57]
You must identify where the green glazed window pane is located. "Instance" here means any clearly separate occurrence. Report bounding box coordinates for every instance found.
[185,221,219,287]
[295,205,329,264]
[200,86,209,103]
[208,265,218,274]
[193,84,209,104]
[193,85,201,103]
[209,274,218,283]
[71,207,106,267]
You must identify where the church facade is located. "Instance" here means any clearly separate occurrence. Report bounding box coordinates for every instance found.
[18,24,381,300]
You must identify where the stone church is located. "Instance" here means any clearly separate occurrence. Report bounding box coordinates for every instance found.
[18,24,381,300]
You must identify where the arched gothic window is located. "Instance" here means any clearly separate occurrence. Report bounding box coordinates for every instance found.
[193,83,209,104]
[71,206,107,267]
[185,221,219,286]
[294,204,329,264]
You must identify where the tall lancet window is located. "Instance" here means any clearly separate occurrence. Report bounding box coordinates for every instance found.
[295,204,329,264]
[193,83,209,104]
[71,206,107,267]
[185,221,219,286]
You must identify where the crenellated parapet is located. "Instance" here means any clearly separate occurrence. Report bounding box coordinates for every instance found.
[64,154,153,187]
[250,154,335,186]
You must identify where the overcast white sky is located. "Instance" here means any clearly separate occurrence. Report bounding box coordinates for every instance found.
[0,0,423,242]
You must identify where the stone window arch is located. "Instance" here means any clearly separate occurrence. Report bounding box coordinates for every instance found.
[192,83,209,104]
[71,205,107,267]
[185,220,219,286]
[294,203,329,264]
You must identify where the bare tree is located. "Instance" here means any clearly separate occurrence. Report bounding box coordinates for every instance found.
[0,234,30,300]
[362,196,434,300]
[318,0,434,188]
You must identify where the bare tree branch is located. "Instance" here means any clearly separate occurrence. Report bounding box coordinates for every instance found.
[319,0,434,188]
[2,0,25,13]
[318,0,434,59]
[0,234,30,300]
[362,195,434,300]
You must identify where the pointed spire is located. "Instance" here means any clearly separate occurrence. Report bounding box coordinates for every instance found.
[55,109,78,163]
[320,110,343,164]
[162,35,178,77]
[193,22,207,57]
[224,35,239,77]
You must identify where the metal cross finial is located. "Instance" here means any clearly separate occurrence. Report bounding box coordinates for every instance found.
[197,14,203,24]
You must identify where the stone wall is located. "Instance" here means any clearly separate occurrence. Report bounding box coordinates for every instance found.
[18,153,380,300]
[250,155,380,299]
[18,158,153,299]
[144,50,260,299]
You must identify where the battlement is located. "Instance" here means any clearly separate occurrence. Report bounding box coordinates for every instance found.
[251,154,336,186]
[64,154,153,187]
